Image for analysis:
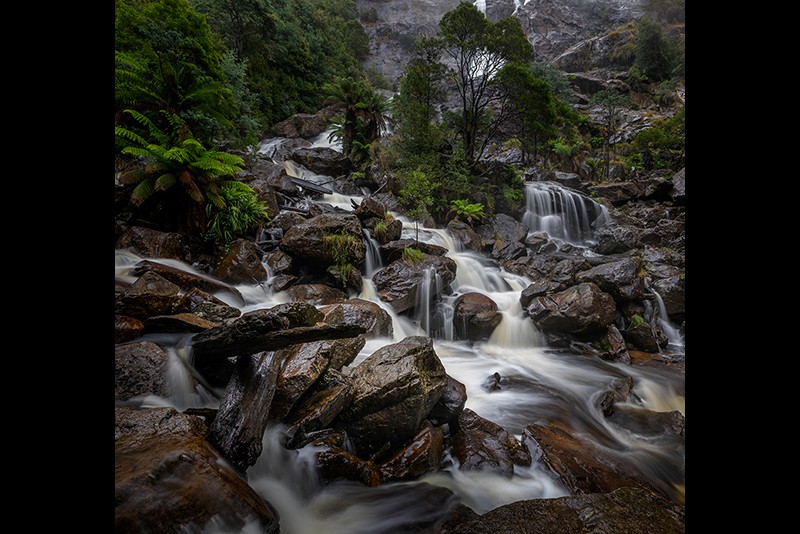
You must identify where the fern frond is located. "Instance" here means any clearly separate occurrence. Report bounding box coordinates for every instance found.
[121,146,154,159]
[163,146,191,164]
[207,190,227,210]
[154,173,177,192]
[117,169,146,185]
[179,171,204,204]
[115,126,148,148]
[130,179,155,207]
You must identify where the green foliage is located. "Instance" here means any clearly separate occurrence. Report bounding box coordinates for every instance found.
[438,2,534,162]
[115,0,241,145]
[628,314,645,329]
[322,230,362,278]
[194,0,370,126]
[531,61,574,104]
[550,137,581,172]
[629,105,685,171]
[448,199,485,225]
[323,76,390,161]
[115,109,244,235]
[205,181,271,247]
[634,18,678,82]
[401,247,425,264]
[372,221,389,242]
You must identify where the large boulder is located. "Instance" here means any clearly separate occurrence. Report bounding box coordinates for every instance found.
[446,220,483,252]
[319,298,394,338]
[379,421,444,482]
[575,257,647,302]
[333,336,448,457]
[448,408,531,479]
[653,275,685,322]
[115,341,171,402]
[372,254,457,314]
[439,486,685,534]
[115,271,186,320]
[115,407,279,533]
[526,282,617,337]
[116,226,187,261]
[279,212,366,267]
[453,292,502,342]
[270,112,331,139]
[213,239,269,284]
[289,147,351,177]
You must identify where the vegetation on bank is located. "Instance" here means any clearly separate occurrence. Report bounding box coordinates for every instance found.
[115,0,684,249]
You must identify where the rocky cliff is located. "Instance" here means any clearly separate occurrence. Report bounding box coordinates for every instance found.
[355,0,646,88]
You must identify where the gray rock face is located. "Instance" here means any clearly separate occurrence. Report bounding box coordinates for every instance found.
[115,341,171,401]
[575,257,646,302]
[527,282,616,336]
[279,213,366,267]
[334,336,448,457]
[372,253,457,313]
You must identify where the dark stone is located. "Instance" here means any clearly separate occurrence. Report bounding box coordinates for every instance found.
[115,341,171,401]
[213,239,269,284]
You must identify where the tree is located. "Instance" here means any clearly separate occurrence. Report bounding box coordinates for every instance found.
[115,0,239,140]
[590,89,629,180]
[397,169,435,243]
[392,39,447,160]
[322,76,390,163]
[437,2,533,163]
[634,18,677,82]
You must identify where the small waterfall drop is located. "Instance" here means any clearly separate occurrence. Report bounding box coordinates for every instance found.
[522,181,608,245]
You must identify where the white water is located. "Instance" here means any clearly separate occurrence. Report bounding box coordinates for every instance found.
[522,181,609,245]
[116,161,685,531]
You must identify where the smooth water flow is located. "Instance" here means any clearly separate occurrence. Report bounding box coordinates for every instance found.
[116,162,684,532]
[522,181,608,244]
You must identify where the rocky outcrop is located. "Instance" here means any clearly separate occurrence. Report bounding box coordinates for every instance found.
[526,282,617,337]
[333,336,448,457]
[115,341,171,401]
[439,486,684,534]
[448,408,531,478]
[115,407,280,533]
[116,226,187,261]
[279,212,366,267]
[213,239,269,284]
[372,253,457,314]
[453,292,502,341]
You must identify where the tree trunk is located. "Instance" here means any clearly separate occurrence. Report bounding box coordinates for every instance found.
[207,350,286,473]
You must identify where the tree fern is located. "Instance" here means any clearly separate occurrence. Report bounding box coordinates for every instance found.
[115,109,245,235]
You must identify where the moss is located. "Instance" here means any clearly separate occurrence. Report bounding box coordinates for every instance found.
[401,247,424,265]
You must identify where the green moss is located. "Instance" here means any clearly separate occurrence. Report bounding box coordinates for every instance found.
[401,247,424,264]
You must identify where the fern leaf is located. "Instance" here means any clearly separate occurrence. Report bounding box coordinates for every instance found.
[130,179,155,207]
[154,173,177,192]
[121,146,154,159]
[117,169,146,185]
[115,126,148,148]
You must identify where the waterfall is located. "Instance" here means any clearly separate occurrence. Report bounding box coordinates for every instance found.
[522,181,608,245]
[650,287,684,349]
[117,152,684,530]
[362,230,383,277]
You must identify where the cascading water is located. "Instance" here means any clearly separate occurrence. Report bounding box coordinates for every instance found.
[116,160,684,532]
[522,181,609,245]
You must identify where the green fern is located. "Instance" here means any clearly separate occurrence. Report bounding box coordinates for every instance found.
[115,109,245,236]
[448,199,486,225]
[205,181,271,247]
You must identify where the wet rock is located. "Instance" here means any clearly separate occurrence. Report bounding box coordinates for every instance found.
[285,283,347,305]
[653,275,685,322]
[527,282,617,337]
[575,257,646,302]
[622,316,668,353]
[115,271,186,320]
[116,226,187,261]
[143,312,219,334]
[601,324,631,364]
[587,181,642,206]
[270,211,308,233]
[491,240,529,261]
[129,260,244,303]
[672,167,685,204]
[381,239,448,262]
[333,336,448,458]
[427,375,468,431]
[597,375,635,416]
[115,314,144,344]
[115,340,171,401]
[265,250,292,274]
[475,213,529,250]
[446,220,483,252]
[325,263,364,293]
[279,212,366,267]
[439,486,684,534]
[178,287,241,322]
[372,254,457,314]
[314,444,383,487]
[448,408,531,478]
[380,422,444,482]
[320,298,393,338]
[453,292,502,342]
[524,232,559,254]
[289,147,351,177]
[270,335,366,421]
[354,196,387,221]
[213,239,269,284]
[270,111,332,139]
[522,420,651,495]
[283,368,353,439]
[115,407,279,533]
